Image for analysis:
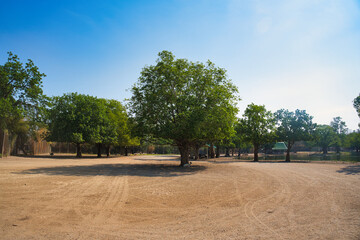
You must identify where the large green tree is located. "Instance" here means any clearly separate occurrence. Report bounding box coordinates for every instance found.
[237,104,276,162]
[1,52,48,156]
[275,109,316,162]
[46,93,103,157]
[47,94,133,158]
[130,51,239,166]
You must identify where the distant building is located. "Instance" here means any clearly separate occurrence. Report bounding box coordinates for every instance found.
[272,142,287,153]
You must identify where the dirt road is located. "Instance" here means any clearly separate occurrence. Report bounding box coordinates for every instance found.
[0,155,359,239]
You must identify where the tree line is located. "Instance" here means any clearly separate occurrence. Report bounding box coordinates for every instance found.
[1,51,360,165]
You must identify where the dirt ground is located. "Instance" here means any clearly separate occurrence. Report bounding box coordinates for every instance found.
[0,155,359,240]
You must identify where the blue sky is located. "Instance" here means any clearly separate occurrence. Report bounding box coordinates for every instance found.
[1,0,360,130]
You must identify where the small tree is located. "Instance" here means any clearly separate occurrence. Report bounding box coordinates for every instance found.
[313,125,337,154]
[345,131,360,152]
[275,109,316,162]
[330,116,348,153]
[234,122,252,156]
[237,104,276,162]
[96,99,129,157]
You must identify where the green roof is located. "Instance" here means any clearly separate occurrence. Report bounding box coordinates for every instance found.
[272,142,287,150]
[206,144,216,148]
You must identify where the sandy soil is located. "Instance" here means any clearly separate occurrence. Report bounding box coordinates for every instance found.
[0,155,359,240]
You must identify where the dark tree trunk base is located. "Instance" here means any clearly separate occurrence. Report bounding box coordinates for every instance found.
[194,146,199,160]
[97,143,102,158]
[254,144,259,162]
[210,144,215,159]
[106,146,110,157]
[76,143,82,158]
[178,143,190,166]
[286,150,290,162]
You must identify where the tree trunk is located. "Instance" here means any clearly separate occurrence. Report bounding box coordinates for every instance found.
[225,147,230,157]
[76,143,82,158]
[336,146,340,154]
[125,147,128,156]
[1,129,5,157]
[253,144,259,162]
[322,146,328,155]
[210,143,215,158]
[286,141,291,162]
[106,146,110,157]
[20,143,28,156]
[194,145,199,160]
[178,143,190,166]
[97,143,102,158]
[231,148,234,157]
[216,145,220,158]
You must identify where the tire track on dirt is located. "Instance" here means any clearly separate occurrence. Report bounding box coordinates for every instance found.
[98,176,129,211]
[83,168,130,225]
[15,174,106,225]
[238,165,288,240]
[281,164,360,238]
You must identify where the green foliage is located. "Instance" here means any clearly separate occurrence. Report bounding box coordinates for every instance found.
[344,131,360,152]
[330,116,348,152]
[0,51,48,133]
[130,50,239,165]
[99,99,129,147]
[46,93,101,145]
[237,103,276,161]
[313,125,338,154]
[354,94,360,127]
[233,123,252,150]
[330,116,348,135]
[275,109,316,161]
[46,93,134,157]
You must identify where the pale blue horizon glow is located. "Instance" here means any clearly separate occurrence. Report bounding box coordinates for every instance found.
[1,0,360,130]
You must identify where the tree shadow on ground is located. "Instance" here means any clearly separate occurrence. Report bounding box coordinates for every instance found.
[17,154,180,161]
[209,159,303,164]
[336,165,360,175]
[14,155,118,160]
[133,156,179,162]
[15,163,207,177]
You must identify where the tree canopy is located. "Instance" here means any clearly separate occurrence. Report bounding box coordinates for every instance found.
[345,131,360,152]
[313,125,337,154]
[130,50,239,166]
[237,103,276,161]
[0,52,47,132]
[46,93,100,157]
[354,94,360,127]
[96,99,131,157]
[275,109,316,161]
[46,93,130,157]
[330,116,348,153]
